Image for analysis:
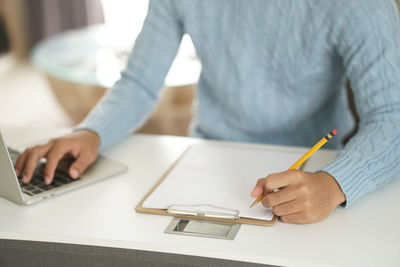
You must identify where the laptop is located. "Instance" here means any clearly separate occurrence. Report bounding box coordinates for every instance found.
[0,131,128,205]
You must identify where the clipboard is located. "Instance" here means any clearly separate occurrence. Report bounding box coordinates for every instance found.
[136,144,283,226]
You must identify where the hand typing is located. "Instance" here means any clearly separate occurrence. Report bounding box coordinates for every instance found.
[14,130,101,185]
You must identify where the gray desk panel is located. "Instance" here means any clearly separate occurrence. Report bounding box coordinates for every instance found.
[0,239,276,267]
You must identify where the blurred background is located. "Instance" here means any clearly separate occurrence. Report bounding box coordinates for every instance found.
[1,0,399,138]
[0,0,200,136]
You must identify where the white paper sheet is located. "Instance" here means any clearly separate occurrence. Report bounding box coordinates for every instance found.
[143,144,304,221]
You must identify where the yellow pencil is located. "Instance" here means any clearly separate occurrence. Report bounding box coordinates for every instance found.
[250,129,337,208]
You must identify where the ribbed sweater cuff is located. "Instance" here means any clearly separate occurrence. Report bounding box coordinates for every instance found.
[320,152,366,207]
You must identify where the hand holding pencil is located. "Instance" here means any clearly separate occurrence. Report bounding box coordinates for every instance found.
[250,129,346,224]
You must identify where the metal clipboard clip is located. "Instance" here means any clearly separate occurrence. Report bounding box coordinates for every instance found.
[167,204,239,220]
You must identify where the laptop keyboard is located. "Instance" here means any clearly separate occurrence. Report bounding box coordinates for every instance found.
[8,148,78,196]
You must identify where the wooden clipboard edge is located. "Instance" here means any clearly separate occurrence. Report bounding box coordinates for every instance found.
[135,145,278,227]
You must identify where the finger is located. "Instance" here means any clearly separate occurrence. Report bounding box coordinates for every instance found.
[69,151,97,179]
[272,199,304,217]
[14,148,32,178]
[261,185,304,207]
[263,170,303,193]
[251,178,267,197]
[280,207,320,224]
[44,142,73,184]
[21,146,51,184]
[279,212,304,224]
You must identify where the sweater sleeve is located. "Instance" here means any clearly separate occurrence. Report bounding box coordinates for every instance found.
[76,0,183,151]
[321,0,400,206]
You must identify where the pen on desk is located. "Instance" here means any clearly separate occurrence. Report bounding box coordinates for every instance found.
[250,129,338,208]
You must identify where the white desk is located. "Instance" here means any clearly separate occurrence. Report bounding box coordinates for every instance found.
[0,126,399,267]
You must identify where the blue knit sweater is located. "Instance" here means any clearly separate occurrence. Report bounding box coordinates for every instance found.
[78,0,400,206]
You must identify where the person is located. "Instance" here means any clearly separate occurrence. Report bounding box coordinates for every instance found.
[14,0,400,224]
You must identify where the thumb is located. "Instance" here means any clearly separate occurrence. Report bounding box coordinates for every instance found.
[251,178,267,197]
[69,152,95,179]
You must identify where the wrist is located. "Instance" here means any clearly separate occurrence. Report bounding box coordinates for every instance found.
[75,129,101,148]
[319,171,346,207]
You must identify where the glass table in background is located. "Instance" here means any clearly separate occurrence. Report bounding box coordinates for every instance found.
[31,24,201,135]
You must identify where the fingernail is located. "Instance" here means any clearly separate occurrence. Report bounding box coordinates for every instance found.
[70,168,80,179]
[22,174,28,183]
[15,168,20,177]
[251,187,262,197]
[45,176,51,185]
